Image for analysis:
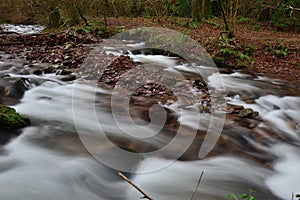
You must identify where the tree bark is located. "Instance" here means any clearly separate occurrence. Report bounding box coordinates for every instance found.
[218,0,234,38]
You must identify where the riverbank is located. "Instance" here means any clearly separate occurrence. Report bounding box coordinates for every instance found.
[1,17,299,81]
[0,17,299,81]
[106,17,300,81]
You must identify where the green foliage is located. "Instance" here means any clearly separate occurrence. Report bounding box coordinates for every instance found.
[242,45,255,56]
[253,25,260,31]
[226,190,255,200]
[0,0,299,33]
[189,21,201,29]
[239,53,251,61]
[114,26,125,33]
[214,44,252,69]
[238,17,251,23]
[266,43,289,58]
[219,48,238,56]
[271,2,300,30]
[275,48,289,58]
[203,19,222,28]
[79,26,93,33]
[178,0,191,17]
[218,48,251,61]
[251,0,300,30]
[212,56,227,68]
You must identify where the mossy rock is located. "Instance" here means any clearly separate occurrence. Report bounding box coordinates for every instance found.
[0,104,30,130]
[238,108,259,118]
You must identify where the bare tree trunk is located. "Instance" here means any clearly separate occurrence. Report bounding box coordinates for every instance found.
[48,7,61,28]
[218,0,234,39]
[201,0,205,19]
[77,6,89,26]
[192,0,201,21]
[103,0,109,28]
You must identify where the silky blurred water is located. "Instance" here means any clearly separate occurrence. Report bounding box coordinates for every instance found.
[0,26,299,199]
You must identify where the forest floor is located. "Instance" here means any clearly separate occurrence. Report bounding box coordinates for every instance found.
[103,17,300,81]
[0,17,299,81]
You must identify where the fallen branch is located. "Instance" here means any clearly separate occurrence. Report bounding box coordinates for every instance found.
[118,172,154,200]
[190,171,204,200]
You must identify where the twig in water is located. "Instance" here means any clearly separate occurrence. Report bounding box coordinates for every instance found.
[190,171,204,200]
[118,172,154,200]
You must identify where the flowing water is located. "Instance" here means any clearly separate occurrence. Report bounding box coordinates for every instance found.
[0,24,45,35]
[0,25,299,200]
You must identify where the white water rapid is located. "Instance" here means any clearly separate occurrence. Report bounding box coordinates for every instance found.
[0,28,299,199]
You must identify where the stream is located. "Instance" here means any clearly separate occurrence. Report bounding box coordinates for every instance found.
[0,25,299,200]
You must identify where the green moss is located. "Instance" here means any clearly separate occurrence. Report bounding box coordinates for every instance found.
[0,104,30,130]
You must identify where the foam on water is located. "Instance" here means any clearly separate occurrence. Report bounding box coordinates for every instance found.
[266,144,300,199]
[0,127,127,200]
[226,94,300,140]
[129,53,179,66]
[208,72,261,95]
[0,24,45,35]
[13,82,115,133]
[126,157,276,200]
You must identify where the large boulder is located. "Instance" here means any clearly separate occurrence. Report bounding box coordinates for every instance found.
[0,104,30,130]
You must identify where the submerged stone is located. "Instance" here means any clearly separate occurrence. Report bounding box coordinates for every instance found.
[0,104,30,130]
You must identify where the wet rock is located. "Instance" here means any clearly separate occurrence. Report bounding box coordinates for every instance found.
[38,96,52,100]
[44,67,56,74]
[132,83,177,105]
[63,55,72,60]
[0,104,30,130]
[54,59,62,64]
[239,108,259,118]
[192,79,206,88]
[98,55,212,108]
[225,105,260,128]
[0,62,14,70]
[7,55,15,59]
[33,69,43,75]
[8,78,30,99]
[218,67,234,74]
[59,69,72,75]
[20,68,30,75]
[0,77,32,105]
[226,104,244,114]
[99,55,138,88]
[61,74,76,82]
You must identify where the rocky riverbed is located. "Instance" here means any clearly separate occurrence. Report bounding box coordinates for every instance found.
[0,30,284,162]
[0,25,299,200]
